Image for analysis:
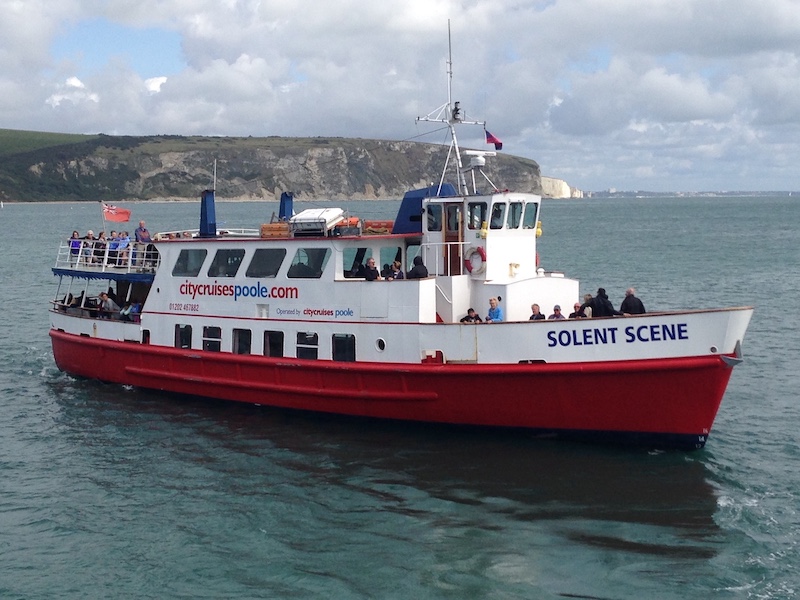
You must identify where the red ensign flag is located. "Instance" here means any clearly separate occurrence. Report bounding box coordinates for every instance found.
[485,130,503,150]
[102,203,131,222]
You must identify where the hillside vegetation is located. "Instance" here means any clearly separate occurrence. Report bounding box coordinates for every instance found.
[0,129,541,202]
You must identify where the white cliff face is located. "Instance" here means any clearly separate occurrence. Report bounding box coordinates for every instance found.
[541,176,583,199]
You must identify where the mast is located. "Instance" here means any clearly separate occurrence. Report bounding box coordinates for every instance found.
[416,21,493,196]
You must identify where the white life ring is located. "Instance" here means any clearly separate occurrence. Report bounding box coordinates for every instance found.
[464,246,486,275]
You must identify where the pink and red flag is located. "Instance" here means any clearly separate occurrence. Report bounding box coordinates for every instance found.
[102,202,131,222]
[485,130,503,150]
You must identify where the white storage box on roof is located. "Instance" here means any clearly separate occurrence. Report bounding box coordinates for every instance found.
[290,208,346,235]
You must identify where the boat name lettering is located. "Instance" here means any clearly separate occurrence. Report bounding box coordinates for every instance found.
[546,323,689,347]
[178,280,299,301]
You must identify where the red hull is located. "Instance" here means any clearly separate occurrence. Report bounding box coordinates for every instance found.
[50,329,735,448]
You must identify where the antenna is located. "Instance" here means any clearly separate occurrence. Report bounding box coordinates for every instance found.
[416,20,489,195]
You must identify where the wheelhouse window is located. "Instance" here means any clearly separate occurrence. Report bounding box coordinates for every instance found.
[172,249,207,277]
[203,326,222,352]
[175,324,192,349]
[287,248,331,279]
[490,203,506,229]
[233,328,252,354]
[523,202,539,229]
[507,202,523,229]
[446,205,461,233]
[246,248,286,278]
[467,202,487,230]
[209,249,245,278]
[296,332,319,360]
[332,334,356,362]
[426,204,442,232]
[264,330,284,357]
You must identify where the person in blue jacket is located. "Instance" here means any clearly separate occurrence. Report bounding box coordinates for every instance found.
[486,297,503,323]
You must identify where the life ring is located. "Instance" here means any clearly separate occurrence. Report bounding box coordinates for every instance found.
[464,246,486,275]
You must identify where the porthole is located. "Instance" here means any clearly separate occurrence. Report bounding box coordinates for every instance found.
[710,346,718,353]
[376,338,386,351]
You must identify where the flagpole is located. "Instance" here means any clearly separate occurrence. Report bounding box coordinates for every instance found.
[99,201,107,235]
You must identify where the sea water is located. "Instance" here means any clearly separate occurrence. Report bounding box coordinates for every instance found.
[0,196,797,599]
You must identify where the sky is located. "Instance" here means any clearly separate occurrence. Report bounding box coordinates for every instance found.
[2,0,800,193]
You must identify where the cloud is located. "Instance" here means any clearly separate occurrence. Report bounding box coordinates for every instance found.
[1,0,800,190]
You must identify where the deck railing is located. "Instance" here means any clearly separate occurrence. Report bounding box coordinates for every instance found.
[55,240,160,274]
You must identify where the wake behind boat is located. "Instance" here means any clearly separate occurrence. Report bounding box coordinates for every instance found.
[48,40,752,450]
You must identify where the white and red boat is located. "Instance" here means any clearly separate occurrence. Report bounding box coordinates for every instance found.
[49,64,752,449]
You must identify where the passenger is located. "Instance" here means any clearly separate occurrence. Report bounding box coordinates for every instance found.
[406,256,429,279]
[620,287,646,315]
[107,231,119,265]
[568,302,585,319]
[580,294,593,318]
[387,260,404,280]
[116,231,131,266]
[135,220,152,243]
[485,297,503,323]
[380,263,392,278]
[135,220,154,266]
[120,302,141,322]
[459,308,483,323]
[592,288,622,317]
[94,231,107,263]
[82,230,96,263]
[548,305,566,320]
[364,258,382,281]
[529,303,545,320]
[69,231,82,264]
[98,292,120,318]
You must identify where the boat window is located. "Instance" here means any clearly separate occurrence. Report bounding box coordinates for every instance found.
[332,333,356,362]
[172,249,207,277]
[296,332,319,360]
[427,204,442,232]
[287,248,331,279]
[379,247,402,276]
[175,324,192,349]
[467,202,487,230]
[203,326,222,352]
[209,249,245,278]
[233,328,251,354]
[264,330,284,357]
[446,205,461,233]
[246,248,286,278]
[490,203,506,229]
[507,202,523,229]
[343,247,372,278]
[406,244,421,268]
[523,202,539,229]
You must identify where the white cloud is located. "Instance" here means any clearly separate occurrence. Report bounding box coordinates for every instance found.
[1,0,800,190]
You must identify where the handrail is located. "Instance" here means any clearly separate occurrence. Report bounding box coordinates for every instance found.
[55,239,160,274]
[419,240,468,276]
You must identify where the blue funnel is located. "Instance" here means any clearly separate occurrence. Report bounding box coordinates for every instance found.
[279,191,294,221]
[199,189,217,238]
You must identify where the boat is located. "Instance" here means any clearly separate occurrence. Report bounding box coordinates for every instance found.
[48,46,753,450]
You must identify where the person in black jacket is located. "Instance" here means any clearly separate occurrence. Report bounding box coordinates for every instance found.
[592,288,622,317]
[406,256,429,279]
[620,287,646,314]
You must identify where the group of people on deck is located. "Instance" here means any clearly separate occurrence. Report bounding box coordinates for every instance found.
[461,287,646,324]
[68,221,152,266]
